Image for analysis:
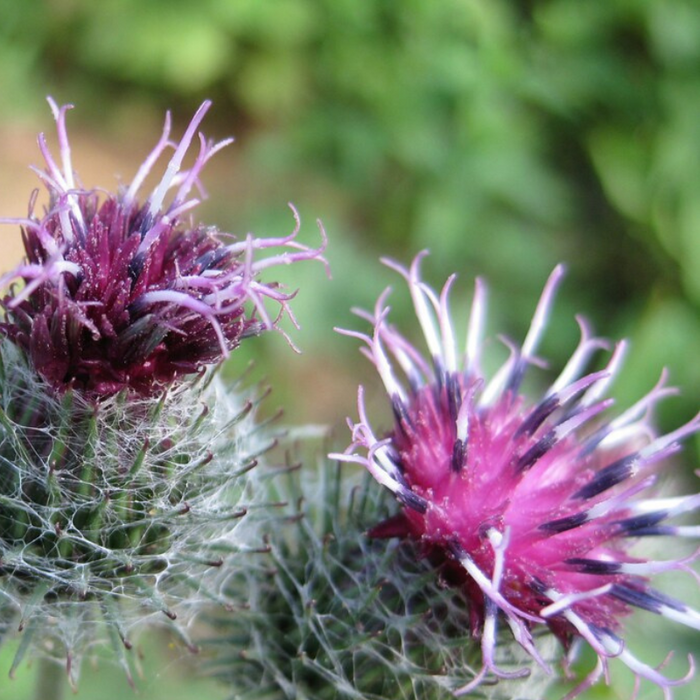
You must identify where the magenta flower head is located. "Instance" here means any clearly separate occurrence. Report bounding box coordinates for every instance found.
[0,98,327,397]
[333,252,700,698]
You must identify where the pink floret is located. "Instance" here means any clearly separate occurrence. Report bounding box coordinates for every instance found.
[333,252,700,698]
[0,99,327,398]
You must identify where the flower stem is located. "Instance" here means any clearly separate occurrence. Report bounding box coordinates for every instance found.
[34,657,66,700]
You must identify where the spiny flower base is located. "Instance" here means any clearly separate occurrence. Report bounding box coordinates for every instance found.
[205,459,559,700]
[0,341,272,685]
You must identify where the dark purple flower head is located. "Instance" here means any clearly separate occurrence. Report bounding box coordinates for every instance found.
[333,252,700,699]
[0,99,327,398]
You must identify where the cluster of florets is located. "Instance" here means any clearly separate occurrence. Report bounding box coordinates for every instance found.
[0,98,327,398]
[333,253,700,699]
[0,99,325,685]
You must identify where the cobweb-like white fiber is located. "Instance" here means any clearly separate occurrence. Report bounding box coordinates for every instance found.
[0,341,273,685]
[205,458,559,700]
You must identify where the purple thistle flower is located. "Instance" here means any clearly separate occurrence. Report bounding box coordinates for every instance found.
[0,98,327,398]
[332,252,700,699]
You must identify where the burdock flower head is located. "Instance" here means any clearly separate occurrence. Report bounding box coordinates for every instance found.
[0,99,326,687]
[333,253,700,698]
[1,98,326,397]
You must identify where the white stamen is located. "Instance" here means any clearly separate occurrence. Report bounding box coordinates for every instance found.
[456,398,470,443]
[552,399,613,443]
[465,276,486,375]
[541,584,613,618]
[456,551,541,624]
[438,274,458,372]
[628,494,700,516]
[639,410,700,461]
[580,340,628,408]
[611,645,695,694]
[522,264,565,359]
[548,316,608,396]
[148,100,212,218]
[657,603,700,630]
[479,338,517,407]
[617,547,700,577]
[124,111,173,206]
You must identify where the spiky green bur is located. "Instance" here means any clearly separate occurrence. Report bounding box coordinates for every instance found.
[0,341,273,685]
[204,459,558,700]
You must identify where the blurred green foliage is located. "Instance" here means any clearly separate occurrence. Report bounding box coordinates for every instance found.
[0,1,699,699]
[0,629,228,700]
[3,0,699,428]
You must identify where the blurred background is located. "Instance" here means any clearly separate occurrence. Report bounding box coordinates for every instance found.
[0,1,698,698]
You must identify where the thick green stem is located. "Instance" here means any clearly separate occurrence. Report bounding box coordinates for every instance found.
[34,657,66,700]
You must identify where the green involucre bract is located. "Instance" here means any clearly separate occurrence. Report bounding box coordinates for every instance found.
[0,341,273,685]
[204,459,558,700]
